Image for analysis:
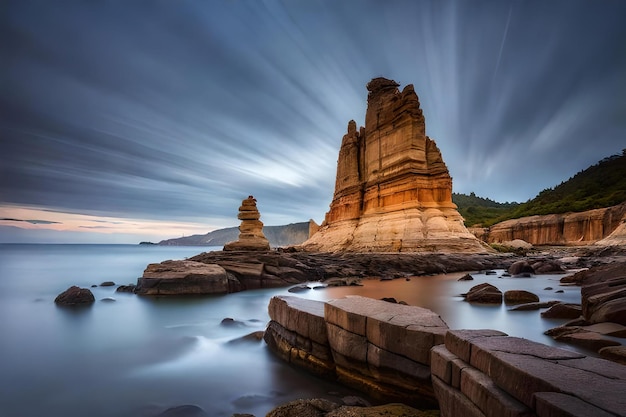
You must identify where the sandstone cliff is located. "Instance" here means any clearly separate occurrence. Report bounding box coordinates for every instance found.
[301,77,486,253]
[486,202,626,246]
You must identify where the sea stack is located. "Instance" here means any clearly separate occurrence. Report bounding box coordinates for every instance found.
[301,77,487,252]
[224,196,270,251]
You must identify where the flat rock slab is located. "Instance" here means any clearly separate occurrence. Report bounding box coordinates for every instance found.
[136,260,236,295]
[326,296,448,365]
[268,296,328,345]
[453,330,626,415]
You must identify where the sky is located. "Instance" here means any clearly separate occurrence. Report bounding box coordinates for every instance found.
[2,0,625,244]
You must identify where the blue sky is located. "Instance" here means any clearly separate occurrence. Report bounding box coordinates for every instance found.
[2,0,625,243]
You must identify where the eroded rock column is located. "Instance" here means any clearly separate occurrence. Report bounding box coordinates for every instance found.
[224,196,270,251]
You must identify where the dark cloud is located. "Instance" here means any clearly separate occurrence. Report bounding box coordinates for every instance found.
[0,218,61,225]
[2,0,625,230]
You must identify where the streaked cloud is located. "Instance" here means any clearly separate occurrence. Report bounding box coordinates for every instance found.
[1,0,625,242]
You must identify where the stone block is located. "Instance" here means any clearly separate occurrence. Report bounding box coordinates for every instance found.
[445,329,508,362]
[325,297,368,335]
[460,366,535,417]
[431,344,458,384]
[432,376,487,417]
[468,336,626,415]
[533,392,615,417]
[326,323,368,364]
[268,296,328,345]
[367,343,431,388]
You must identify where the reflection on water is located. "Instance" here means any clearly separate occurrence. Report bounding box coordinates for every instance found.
[0,245,588,417]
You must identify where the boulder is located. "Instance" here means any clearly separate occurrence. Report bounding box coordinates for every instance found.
[599,346,626,365]
[504,290,539,305]
[54,286,95,306]
[465,283,502,304]
[99,281,115,287]
[458,273,473,281]
[547,328,621,351]
[116,284,136,293]
[531,259,565,274]
[266,398,339,417]
[541,303,582,319]
[507,260,534,276]
[135,260,240,295]
[578,261,626,325]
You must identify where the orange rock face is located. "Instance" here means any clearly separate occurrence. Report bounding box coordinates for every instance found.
[487,202,626,246]
[302,78,486,253]
[223,196,270,251]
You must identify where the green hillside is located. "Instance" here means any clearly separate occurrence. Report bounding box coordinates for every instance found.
[454,150,626,227]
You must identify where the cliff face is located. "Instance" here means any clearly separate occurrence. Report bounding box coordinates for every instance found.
[301,77,486,253]
[486,202,626,246]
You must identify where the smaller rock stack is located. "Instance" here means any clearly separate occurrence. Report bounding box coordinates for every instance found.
[224,196,270,251]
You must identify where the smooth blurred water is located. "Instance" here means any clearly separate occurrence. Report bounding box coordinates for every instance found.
[0,244,586,417]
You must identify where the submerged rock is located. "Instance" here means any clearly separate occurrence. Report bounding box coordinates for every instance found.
[504,290,539,305]
[465,283,503,304]
[156,405,208,417]
[541,303,582,319]
[54,286,95,306]
[508,260,534,276]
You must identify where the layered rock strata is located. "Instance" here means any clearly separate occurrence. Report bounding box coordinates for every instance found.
[486,202,626,246]
[224,196,270,251]
[135,260,241,295]
[266,296,626,416]
[301,77,486,253]
[264,295,448,408]
[431,329,626,417]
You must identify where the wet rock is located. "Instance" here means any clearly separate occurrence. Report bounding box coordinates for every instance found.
[550,328,621,351]
[544,287,553,290]
[227,331,265,345]
[531,259,565,274]
[508,300,561,311]
[288,284,311,293]
[555,289,564,293]
[579,322,626,337]
[220,318,245,327]
[326,403,437,417]
[100,297,116,302]
[156,405,208,417]
[599,346,626,365]
[325,277,362,287]
[508,260,534,276]
[54,286,95,306]
[458,274,473,281]
[136,260,240,295]
[116,284,137,293]
[465,283,503,304]
[266,398,339,417]
[100,281,116,287]
[541,303,582,319]
[341,396,371,407]
[504,290,539,305]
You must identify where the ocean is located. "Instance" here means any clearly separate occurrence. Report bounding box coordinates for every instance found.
[0,244,586,417]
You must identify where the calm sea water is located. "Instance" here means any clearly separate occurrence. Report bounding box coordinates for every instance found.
[0,244,586,417]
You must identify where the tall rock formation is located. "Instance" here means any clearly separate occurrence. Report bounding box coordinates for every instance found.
[223,196,270,251]
[301,77,486,252]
